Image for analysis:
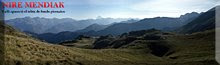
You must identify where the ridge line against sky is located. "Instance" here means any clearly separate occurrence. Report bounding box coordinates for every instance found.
[2,0,220,20]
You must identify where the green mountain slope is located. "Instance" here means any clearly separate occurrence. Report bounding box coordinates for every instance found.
[2,21,153,65]
[60,28,218,65]
[178,7,215,34]
[1,9,218,65]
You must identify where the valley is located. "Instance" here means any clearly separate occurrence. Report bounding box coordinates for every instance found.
[1,6,218,65]
[3,23,218,65]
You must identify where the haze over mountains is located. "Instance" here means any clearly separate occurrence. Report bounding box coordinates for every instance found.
[2,5,218,65]
[2,18,218,65]
[19,11,201,43]
[2,7,217,65]
[178,8,215,33]
[76,24,110,33]
[94,12,199,36]
[5,7,218,43]
[5,17,132,34]
[5,11,200,35]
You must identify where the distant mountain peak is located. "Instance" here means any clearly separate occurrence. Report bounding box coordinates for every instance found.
[178,6,215,34]
[180,12,199,18]
[96,16,103,19]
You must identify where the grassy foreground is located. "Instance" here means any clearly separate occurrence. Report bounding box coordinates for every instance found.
[1,22,219,65]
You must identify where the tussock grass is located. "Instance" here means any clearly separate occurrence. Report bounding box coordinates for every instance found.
[2,22,218,65]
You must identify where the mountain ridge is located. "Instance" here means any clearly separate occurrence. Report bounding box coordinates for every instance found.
[1,6,218,65]
[26,12,200,43]
[5,17,132,34]
[178,7,215,33]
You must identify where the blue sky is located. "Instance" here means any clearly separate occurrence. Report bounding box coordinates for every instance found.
[2,0,220,20]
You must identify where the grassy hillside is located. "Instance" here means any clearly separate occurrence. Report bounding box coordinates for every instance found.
[1,20,218,65]
[0,22,5,65]
[59,35,96,49]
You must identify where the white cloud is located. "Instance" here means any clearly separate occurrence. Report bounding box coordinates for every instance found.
[129,0,219,17]
[4,0,220,19]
